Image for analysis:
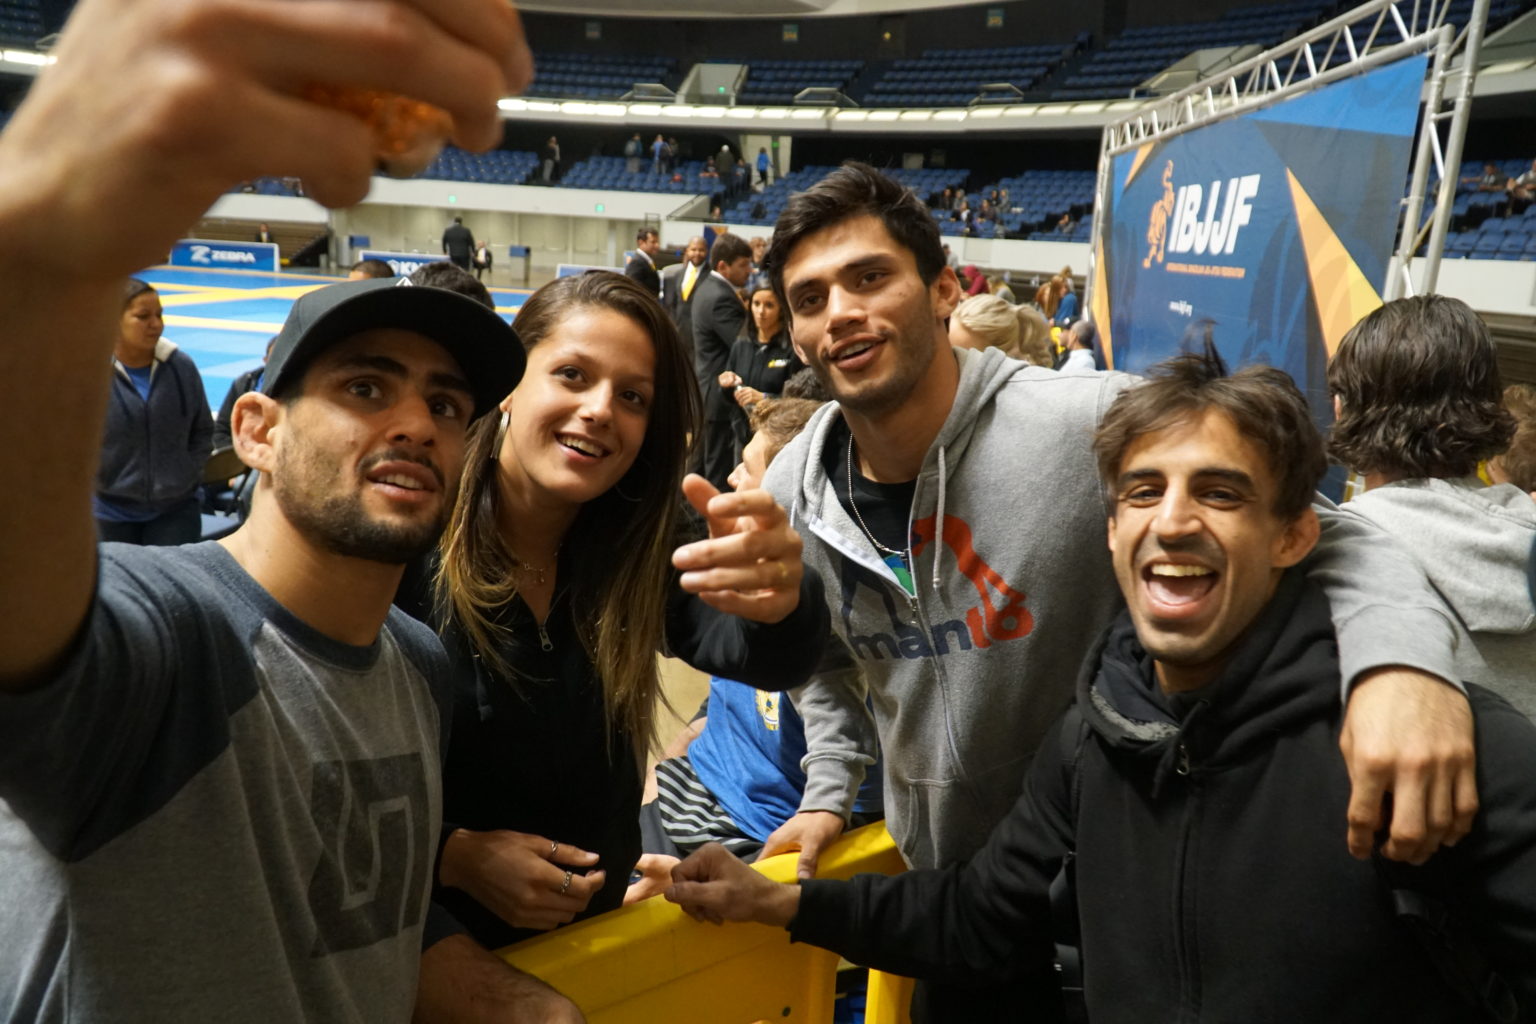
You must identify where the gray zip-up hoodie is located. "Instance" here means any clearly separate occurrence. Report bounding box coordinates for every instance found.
[98,338,213,514]
[1344,477,1536,719]
[770,346,1463,870]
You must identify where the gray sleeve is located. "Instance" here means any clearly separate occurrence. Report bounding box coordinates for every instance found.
[0,550,252,859]
[788,638,876,823]
[1308,497,1460,699]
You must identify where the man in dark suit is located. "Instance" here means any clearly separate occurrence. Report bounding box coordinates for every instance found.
[661,235,708,362]
[625,228,662,297]
[690,232,753,491]
[442,216,475,271]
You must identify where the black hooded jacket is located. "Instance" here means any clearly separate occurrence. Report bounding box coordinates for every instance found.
[792,570,1536,1022]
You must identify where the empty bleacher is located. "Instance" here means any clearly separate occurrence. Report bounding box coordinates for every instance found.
[413,147,539,186]
[0,0,44,44]
[1053,0,1334,100]
[730,58,864,105]
[865,43,1075,108]
[723,165,971,227]
[524,51,679,101]
[558,155,719,196]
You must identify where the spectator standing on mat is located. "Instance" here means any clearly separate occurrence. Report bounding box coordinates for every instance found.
[442,215,475,271]
[691,232,754,491]
[94,278,212,546]
[625,227,662,297]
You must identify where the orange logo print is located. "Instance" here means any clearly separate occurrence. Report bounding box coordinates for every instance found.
[1144,160,1175,269]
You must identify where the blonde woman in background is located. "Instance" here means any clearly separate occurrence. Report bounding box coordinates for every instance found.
[948,293,1053,367]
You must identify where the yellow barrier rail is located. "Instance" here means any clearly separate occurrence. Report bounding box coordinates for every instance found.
[499,822,913,1024]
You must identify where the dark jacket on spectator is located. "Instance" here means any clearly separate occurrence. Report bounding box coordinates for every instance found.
[792,571,1536,1022]
[97,340,212,514]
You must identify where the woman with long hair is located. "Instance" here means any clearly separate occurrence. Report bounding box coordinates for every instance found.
[419,271,820,953]
[1033,274,1066,320]
[717,285,804,454]
[96,278,212,544]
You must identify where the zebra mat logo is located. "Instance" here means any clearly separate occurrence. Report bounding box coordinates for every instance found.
[190,244,257,265]
[1144,160,1261,271]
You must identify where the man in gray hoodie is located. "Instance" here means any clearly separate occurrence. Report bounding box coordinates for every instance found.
[674,161,1480,1021]
[1330,294,1536,720]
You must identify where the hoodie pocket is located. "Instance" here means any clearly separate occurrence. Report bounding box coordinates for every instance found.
[893,755,1032,869]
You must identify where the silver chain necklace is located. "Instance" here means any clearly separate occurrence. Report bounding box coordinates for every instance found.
[846,432,906,558]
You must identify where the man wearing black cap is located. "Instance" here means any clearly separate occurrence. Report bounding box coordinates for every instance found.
[0,278,540,1022]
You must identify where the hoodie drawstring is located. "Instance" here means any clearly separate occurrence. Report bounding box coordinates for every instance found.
[930,445,948,591]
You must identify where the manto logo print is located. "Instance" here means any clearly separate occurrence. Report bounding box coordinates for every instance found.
[839,513,1033,662]
[190,244,257,266]
[1143,159,1261,268]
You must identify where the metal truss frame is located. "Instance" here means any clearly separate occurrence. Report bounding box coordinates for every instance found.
[1087,0,1490,312]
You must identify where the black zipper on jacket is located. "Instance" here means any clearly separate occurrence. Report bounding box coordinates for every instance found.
[1171,751,1203,1023]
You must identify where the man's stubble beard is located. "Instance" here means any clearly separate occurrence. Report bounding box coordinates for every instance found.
[273,442,452,565]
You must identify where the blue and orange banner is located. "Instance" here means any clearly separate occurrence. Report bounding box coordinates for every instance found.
[1096,54,1427,420]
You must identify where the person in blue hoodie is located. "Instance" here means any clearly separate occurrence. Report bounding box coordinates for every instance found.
[94,278,212,544]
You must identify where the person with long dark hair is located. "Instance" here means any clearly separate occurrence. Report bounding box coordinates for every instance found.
[717,284,804,454]
[413,271,828,959]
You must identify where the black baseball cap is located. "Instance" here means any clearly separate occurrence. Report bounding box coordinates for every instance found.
[262,277,523,418]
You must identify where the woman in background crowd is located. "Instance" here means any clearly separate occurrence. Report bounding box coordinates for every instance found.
[1033,273,1066,320]
[95,278,212,545]
[718,285,804,455]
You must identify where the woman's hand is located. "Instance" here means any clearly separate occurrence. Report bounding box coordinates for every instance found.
[674,474,803,623]
[733,386,764,408]
[439,829,606,931]
[717,371,742,390]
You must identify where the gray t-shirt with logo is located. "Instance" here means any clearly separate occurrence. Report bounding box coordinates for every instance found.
[0,542,447,1022]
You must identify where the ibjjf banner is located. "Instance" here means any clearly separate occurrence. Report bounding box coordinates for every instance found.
[170,239,279,273]
[359,250,448,277]
[1093,54,1427,418]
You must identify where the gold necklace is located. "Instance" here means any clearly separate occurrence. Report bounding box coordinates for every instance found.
[511,549,559,586]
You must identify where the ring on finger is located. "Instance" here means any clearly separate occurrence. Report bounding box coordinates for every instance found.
[776,560,789,585]
[549,840,558,857]
[560,869,573,894]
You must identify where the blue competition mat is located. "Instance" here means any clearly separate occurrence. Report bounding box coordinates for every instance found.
[133,265,532,407]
